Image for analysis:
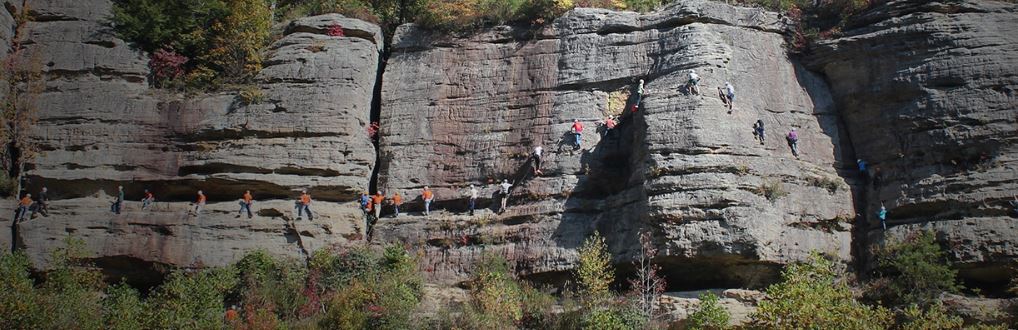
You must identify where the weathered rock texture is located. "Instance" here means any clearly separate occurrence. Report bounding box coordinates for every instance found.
[375,0,854,287]
[808,0,1018,288]
[2,0,379,274]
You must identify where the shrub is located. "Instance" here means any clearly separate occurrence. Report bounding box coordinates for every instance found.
[238,85,267,105]
[0,251,45,329]
[899,303,963,330]
[148,267,239,329]
[751,252,893,329]
[687,292,730,330]
[103,283,149,330]
[232,250,308,323]
[758,180,788,201]
[148,48,189,86]
[869,231,960,306]
[577,231,614,308]
[318,244,423,330]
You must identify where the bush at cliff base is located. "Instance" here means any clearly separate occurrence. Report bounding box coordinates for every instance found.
[750,252,894,329]
[686,291,730,330]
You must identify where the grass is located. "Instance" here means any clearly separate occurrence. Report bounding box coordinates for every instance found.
[758,180,788,202]
[807,175,843,193]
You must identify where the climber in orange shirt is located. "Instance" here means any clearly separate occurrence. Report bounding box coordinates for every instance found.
[422,187,434,216]
[296,190,313,221]
[224,305,239,323]
[239,190,253,219]
[391,192,403,217]
[372,191,385,220]
[193,190,206,216]
[16,193,33,222]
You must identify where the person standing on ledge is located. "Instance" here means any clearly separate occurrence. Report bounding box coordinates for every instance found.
[391,192,403,218]
[142,189,155,210]
[632,79,645,112]
[36,187,49,217]
[16,193,32,222]
[372,191,384,220]
[239,190,253,219]
[422,186,434,216]
[111,185,124,214]
[498,179,513,214]
[193,190,206,216]
[467,184,478,216]
[296,190,313,221]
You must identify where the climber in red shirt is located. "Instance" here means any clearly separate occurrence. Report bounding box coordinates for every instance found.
[571,119,584,150]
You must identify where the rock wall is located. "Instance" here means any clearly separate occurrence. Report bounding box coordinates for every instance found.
[375,0,854,287]
[2,1,379,274]
[808,0,1018,288]
[1,0,1014,294]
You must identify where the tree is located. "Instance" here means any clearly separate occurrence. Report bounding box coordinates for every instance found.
[577,231,614,308]
[870,231,960,306]
[1,3,44,198]
[202,0,273,83]
[628,231,665,320]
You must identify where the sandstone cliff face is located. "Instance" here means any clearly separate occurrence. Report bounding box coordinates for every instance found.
[808,0,1018,287]
[2,0,1015,295]
[376,0,853,287]
[2,0,378,272]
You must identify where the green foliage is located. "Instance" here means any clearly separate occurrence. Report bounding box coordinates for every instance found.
[751,252,894,329]
[899,303,963,330]
[233,250,308,322]
[577,231,615,308]
[580,303,646,330]
[318,244,423,330]
[149,267,239,328]
[103,284,149,330]
[111,0,271,90]
[870,231,961,306]
[0,251,45,329]
[687,292,730,330]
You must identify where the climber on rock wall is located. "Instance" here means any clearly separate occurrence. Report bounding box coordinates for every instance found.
[724,82,735,111]
[632,79,645,112]
[296,190,312,221]
[878,201,888,230]
[111,185,124,214]
[786,128,799,158]
[498,179,513,214]
[391,192,402,218]
[533,145,544,176]
[571,119,584,150]
[1009,195,1018,216]
[193,190,206,216]
[422,186,434,216]
[239,190,253,219]
[36,187,49,217]
[142,189,155,210]
[687,69,700,95]
[602,116,617,139]
[753,120,765,145]
[16,193,32,222]
[466,184,478,216]
[372,191,384,220]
